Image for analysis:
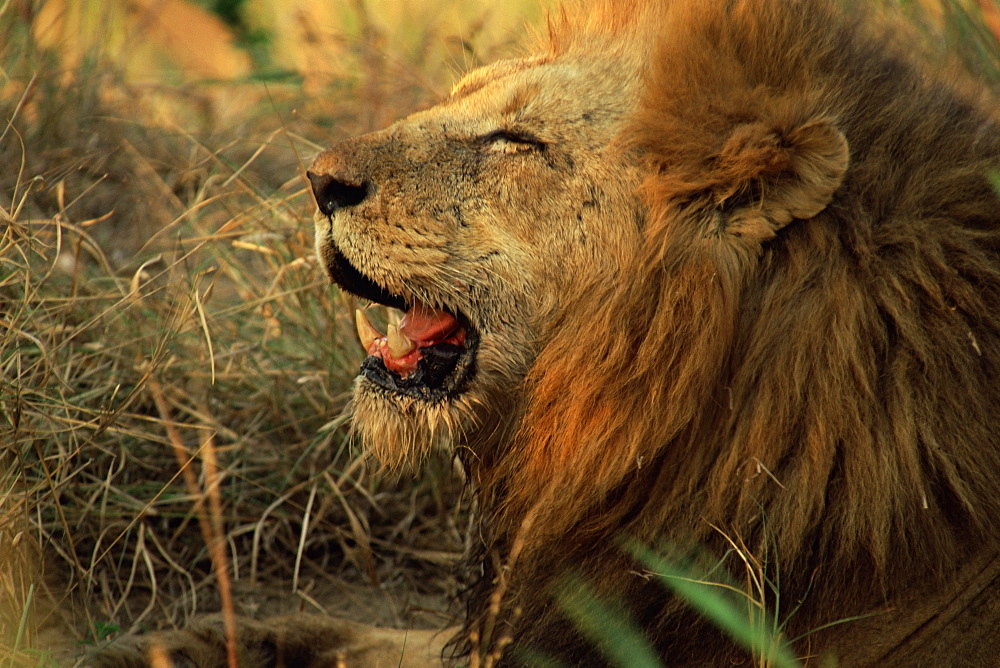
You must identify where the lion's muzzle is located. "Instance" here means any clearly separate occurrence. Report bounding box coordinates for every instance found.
[307,142,479,402]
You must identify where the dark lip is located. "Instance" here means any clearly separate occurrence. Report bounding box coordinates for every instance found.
[323,242,478,400]
[324,246,407,311]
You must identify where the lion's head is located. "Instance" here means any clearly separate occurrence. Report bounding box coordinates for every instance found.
[307,21,652,466]
[309,0,1000,664]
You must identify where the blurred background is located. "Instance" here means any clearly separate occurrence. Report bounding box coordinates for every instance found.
[0,1,996,665]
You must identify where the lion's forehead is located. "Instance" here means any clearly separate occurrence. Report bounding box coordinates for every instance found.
[405,57,638,142]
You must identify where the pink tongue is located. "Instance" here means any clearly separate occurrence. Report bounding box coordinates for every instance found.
[399,303,459,345]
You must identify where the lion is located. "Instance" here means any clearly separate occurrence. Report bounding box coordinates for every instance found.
[96,0,1000,666]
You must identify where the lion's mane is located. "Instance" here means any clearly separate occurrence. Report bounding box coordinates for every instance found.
[460,1,1000,664]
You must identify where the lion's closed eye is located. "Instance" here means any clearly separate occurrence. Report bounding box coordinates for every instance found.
[480,129,546,154]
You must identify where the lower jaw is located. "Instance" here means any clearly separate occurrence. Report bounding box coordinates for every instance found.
[353,361,524,450]
[359,354,464,402]
[349,380,470,467]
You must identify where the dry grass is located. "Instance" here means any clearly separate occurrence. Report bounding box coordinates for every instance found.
[0,1,534,665]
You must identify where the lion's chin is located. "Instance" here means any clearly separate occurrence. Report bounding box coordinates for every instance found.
[350,379,473,469]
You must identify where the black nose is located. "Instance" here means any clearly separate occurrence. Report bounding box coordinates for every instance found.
[307,172,369,216]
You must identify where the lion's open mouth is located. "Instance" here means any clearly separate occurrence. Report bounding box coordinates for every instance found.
[325,247,477,400]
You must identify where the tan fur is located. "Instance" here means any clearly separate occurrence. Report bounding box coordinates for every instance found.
[98,1,1000,666]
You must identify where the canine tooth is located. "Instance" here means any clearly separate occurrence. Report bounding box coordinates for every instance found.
[386,307,405,326]
[355,309,381,351]
[387,323,417,358]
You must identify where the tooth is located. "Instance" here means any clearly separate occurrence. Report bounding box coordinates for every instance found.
[355,309,381,351]
[386,307,405,326]
[387,323,417,358]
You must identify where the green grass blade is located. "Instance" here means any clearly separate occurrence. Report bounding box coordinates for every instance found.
[628,543,800,668]
[11,582,34,662]
[554,573,663,668]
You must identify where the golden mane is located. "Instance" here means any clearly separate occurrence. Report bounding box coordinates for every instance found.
[465,0,1000,660]
[544,0,665,61]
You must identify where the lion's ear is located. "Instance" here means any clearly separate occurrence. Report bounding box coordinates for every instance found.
[712,118,849,242]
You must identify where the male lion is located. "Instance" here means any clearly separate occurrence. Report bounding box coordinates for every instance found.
[99,0,1000,666]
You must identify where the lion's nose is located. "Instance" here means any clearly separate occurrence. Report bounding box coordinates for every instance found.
[307,170,369,217]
